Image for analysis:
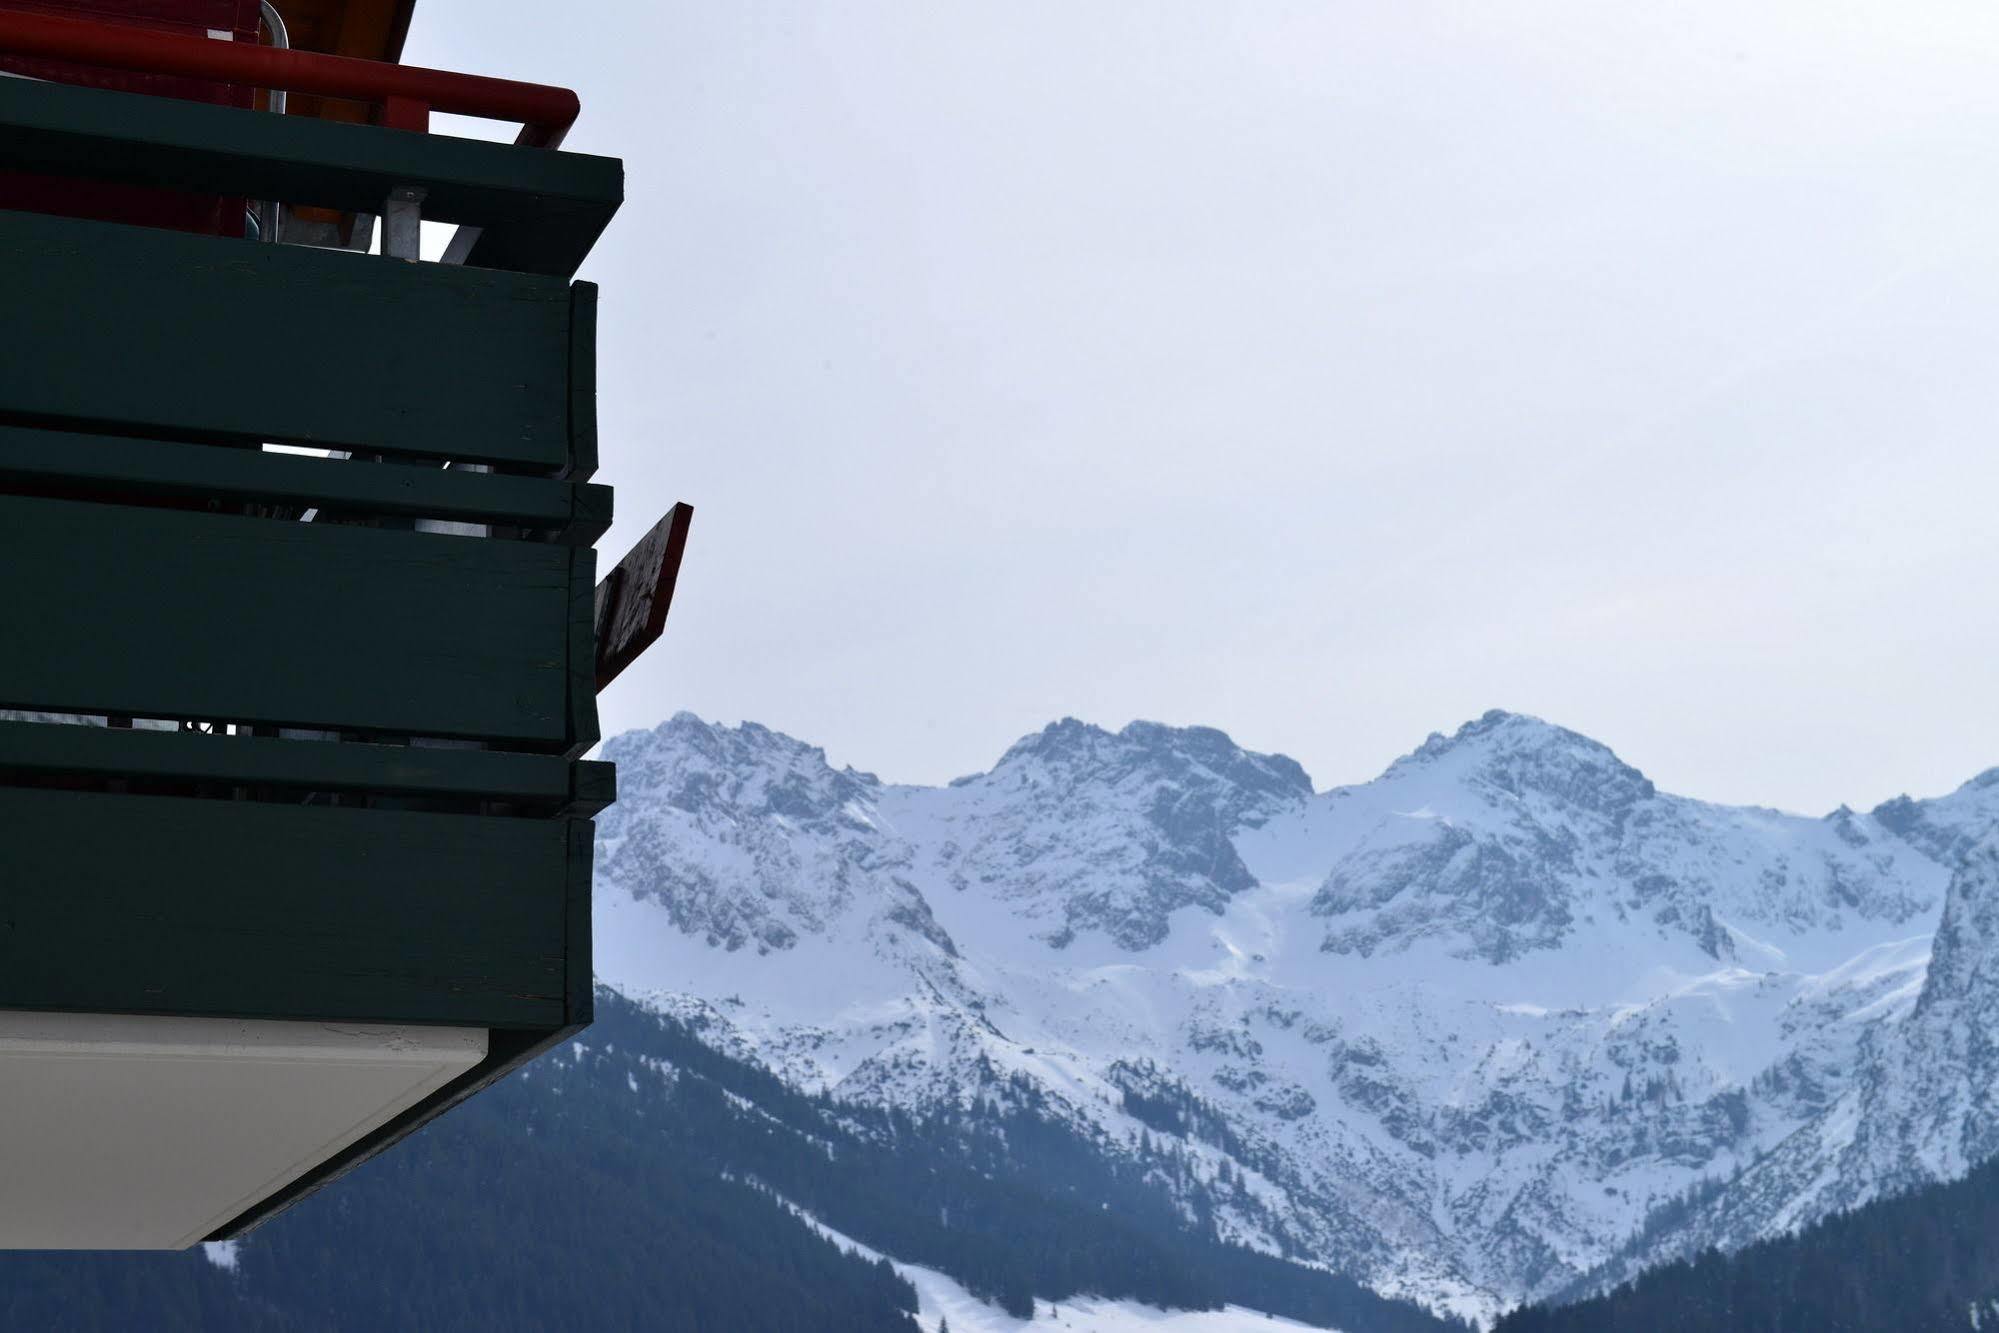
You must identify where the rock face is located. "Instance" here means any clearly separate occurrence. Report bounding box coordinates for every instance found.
[597,714,903,955]
[1308,711,1934,967]
[1888,842,1999,1176]
[590,709,1999,1321]
[923,718,1314,950]
[1592,827,1999,1290]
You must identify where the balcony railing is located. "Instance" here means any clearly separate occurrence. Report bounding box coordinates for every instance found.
[0,19,652,1244]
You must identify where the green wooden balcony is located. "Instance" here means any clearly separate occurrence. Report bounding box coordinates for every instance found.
[0,62,650,1244]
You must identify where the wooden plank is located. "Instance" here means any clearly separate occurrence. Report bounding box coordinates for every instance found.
[0,495,581,746]
[0,209,586,474]
[565,546,603,760]
[564,819,596,1030]
[570,476,615,546]
[0,718,614,811]
[0,424,611,545]
[594,503,695,691]
[0,786,575,1028]
[569,759,618,817]
[566,281,601,481]
[0,73,621,278]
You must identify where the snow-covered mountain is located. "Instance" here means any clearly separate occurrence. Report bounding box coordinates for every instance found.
[592,709,1999,1321]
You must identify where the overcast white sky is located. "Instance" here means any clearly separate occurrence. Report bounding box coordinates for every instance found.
[410,0,1999,815]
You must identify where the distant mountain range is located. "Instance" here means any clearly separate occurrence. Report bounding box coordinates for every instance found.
[591,708,1999,1320]
[7,707,1997,1330]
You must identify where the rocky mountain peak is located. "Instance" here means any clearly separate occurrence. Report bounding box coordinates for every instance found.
[1385,709,1656,816]
[991,716,1312,817]
[1871,770,1999,866]
[603,713,880,835]
[592,717,906,955]
[1310,710,1949,968]
[990,715,1108,765]
[918,719,1315,951]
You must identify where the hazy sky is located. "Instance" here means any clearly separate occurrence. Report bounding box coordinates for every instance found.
[409,1,1999,815]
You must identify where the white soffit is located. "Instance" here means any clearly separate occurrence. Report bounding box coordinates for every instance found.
[0,1010,487,1249]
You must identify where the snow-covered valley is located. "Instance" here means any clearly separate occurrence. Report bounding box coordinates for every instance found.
[591,709,1999,1321]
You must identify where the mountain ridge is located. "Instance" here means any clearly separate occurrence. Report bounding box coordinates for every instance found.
[594,707,1999,1320]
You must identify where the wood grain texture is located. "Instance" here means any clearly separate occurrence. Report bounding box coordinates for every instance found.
[0,209,580,470]
[0,786,578,1028]
[0,494,583,745]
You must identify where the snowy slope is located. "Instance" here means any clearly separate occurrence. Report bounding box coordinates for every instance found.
[1588,835,1999,1290]
[593,710,1999,1319]
[786,1199,1334,1333]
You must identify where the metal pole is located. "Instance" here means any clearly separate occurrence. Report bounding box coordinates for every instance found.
[257,0,288,244]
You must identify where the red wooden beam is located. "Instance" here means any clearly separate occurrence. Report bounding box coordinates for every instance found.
[0,8,579,146]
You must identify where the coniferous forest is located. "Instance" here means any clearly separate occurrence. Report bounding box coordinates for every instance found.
[0,990,1466,1332]
[1497,1152,1999,1333]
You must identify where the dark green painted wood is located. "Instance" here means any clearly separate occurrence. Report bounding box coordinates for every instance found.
[0,424,611,544]
[0,74,621,278]
[564,819,596,1030]
[566,762,616,818]
[0,786,577,1028]
[0,209,587,474]
[566,282,601,481]
[0,495,594,747]
[570,759,618,816]
[565,546,603,759]
[571,474,615,544]
[0,719,615,812]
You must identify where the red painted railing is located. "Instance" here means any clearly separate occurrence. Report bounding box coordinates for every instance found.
[0,8,580,147]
